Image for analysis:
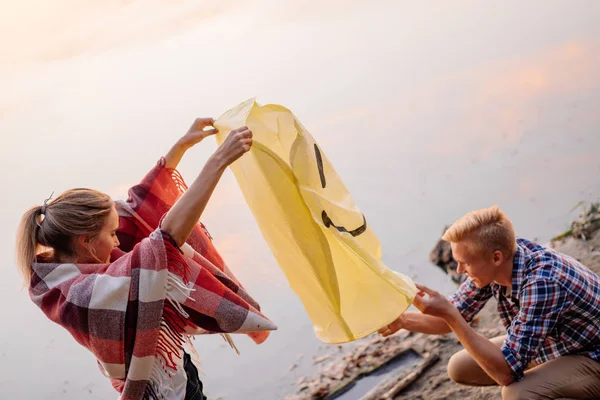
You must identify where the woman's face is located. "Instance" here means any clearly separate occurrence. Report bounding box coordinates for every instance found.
[87,206,120,263]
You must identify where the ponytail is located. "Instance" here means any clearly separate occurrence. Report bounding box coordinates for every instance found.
[15,206,44,286]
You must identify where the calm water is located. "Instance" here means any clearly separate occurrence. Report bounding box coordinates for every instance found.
[1,1,599,399]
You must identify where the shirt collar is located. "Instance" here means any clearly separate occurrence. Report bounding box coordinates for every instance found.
[510,241,527,299]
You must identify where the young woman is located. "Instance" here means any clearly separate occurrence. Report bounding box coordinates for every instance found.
[16,118,276,400]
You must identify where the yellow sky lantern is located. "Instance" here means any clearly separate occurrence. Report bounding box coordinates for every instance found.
[215,99,416,343]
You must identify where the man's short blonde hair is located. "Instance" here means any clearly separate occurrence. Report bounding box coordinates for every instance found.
[442,205,517,258]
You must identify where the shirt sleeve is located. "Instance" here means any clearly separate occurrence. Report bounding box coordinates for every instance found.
[447,278,493,323]
[500,278,570,381]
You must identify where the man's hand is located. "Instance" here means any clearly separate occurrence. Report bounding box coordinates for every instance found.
[179,118,218,149]
[376,283,457,337]
[413,283,457,320]
[378,314,407,337]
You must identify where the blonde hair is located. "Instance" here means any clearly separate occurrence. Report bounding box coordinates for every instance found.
[442,205,517,258]
[15,189,114,285]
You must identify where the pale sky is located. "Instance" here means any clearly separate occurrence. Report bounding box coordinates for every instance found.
[0,1,236,72]
[0,0,390,75]
[1,2,599,399]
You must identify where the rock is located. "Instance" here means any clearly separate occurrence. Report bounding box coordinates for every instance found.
[552,201,600,242]
[429,227,466,284]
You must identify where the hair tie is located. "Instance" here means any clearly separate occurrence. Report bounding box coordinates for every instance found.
[40,191,54,216]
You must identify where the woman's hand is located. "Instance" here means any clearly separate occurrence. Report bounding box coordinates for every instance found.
[178,118,218,149]
[161,125,252,247]
[213,126,253,167]
[164,118,218,169]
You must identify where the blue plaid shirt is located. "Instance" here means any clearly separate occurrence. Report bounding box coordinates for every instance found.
[448,238,600,381]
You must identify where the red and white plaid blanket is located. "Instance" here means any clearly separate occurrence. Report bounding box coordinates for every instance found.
[29,158,276,399]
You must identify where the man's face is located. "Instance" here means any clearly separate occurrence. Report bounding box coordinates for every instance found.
[451,240,499,288]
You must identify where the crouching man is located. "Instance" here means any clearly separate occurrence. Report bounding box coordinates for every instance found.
[379,206,600,399]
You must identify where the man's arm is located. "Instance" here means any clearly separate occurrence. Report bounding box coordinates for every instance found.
[380,277,491,337]
[379,311,451,336]
[500,279,569,382]
[413,284,515,386]
[444,307,514,385]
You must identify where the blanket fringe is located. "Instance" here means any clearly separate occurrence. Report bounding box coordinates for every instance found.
[163,242,191,284]
[146,213,241,398]
[170,170,189,193]
[146,356,175,400]
[148,267,195,398]
[222,333,240,355]
[165,274,193,318]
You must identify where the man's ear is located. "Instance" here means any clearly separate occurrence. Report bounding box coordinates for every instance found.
[492,250,503,266]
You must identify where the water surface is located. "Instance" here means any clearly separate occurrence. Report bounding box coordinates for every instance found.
[1,1,599,398]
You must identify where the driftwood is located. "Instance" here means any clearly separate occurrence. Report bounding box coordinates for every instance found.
[285,332,419,400]
[285,332,450,400]
[381,351,440,399]
[360,350,439,400]
[358,347,421,400]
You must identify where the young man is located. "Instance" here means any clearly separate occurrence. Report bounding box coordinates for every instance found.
[379,206,600,399]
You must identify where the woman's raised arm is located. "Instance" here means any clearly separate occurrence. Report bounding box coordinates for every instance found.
[160,125,253,247]
[164,118,218,169]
